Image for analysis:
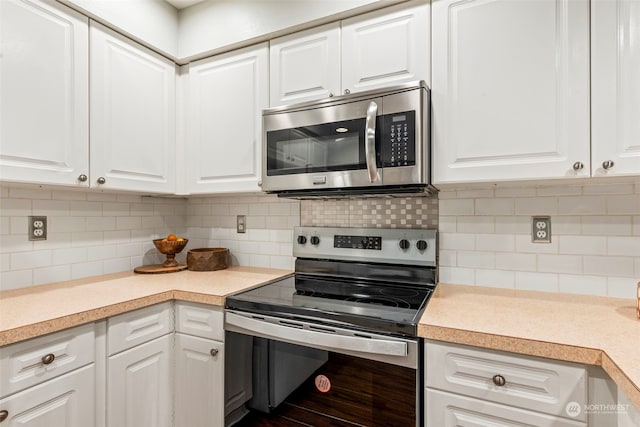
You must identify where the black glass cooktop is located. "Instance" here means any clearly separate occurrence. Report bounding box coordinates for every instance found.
[226,273,435,337]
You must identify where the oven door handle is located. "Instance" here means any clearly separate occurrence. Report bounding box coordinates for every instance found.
[226,312,407,357]
[365,101,379,183]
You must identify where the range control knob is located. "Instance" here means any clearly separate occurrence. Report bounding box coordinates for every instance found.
[399,239,410,250]
[297,235,307,245]
[416,240,428,251]
[310,236,320,246]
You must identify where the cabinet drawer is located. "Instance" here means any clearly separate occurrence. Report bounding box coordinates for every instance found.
[108,302,173,355]
[426,389,586,427]
[425,340,587,421]
[0,323,95,398]
[0,364,95,425]
[175,301,223,341]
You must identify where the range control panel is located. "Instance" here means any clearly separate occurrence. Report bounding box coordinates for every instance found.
[334,235,382,250]
[294,226,437,267]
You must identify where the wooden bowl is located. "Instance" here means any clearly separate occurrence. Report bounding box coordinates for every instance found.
[187,248,229,271]
[153,238,188,267]
[153,238,188,255]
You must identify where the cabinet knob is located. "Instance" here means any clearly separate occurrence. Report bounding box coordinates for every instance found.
[344,89,351,95]
[97,177,106,184]
[492,374,506,387]
[210,348,219,357]
[328,92,334,98]
[602,160,615,170]
[0,410,8,422]
[572,161,584,171]
[41,353,55,365]
[78,174,88,182]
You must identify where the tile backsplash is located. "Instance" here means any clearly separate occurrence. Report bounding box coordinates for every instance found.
[2,180,639,299]
[0,184,185,291]
[438,181,640,299]
[300,196,438,229]
[185,194,299,270]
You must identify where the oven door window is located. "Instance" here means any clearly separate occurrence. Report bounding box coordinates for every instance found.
[266,118,380,176]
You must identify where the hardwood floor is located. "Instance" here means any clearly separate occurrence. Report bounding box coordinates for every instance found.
[235,353,416,427]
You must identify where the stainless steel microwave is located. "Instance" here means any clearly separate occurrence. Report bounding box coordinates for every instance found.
[261,81,432,197]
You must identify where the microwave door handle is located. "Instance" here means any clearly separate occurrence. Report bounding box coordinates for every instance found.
[365,101,379,183]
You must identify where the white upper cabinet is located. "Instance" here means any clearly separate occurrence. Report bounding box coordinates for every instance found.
[341,1,430,94]
[0,0,89,187]
[591,0,640,177]
[432,0,591,184]
[269,23,341,107]
[268,1,430,107]
[90,22,176,193]
[186,43,268,194]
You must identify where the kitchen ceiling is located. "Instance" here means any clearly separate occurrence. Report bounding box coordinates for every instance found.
[165,0,205,9]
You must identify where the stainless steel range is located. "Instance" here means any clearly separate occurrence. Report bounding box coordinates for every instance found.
[225,226,437,426]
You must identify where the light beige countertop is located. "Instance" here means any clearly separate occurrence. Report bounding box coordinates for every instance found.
[2,273,639,411]
[418,283,640,411]
[0,266,292,347]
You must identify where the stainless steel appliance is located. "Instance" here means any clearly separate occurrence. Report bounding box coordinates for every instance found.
[261,82,432,197]
[225,226,437,426]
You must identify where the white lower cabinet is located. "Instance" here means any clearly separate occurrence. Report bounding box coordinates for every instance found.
[174,333,224,427]
[107,334,173,427]
[425,340,587,426]
[427,388,586,427]
[0,364,95,427]
[106,303,174,427]
[0,323,96,427]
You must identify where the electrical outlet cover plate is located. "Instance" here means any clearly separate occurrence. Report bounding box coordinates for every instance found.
[531,216,551,243]
[29,216,47,241]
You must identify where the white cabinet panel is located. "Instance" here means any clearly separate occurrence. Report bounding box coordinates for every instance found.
[426,340,587,421]
[174,333,224,427]
[269,23,341,107]
[90,22,176,193]
[186,43,268,193]
[0,323,94,398]
[426,389,586,427]
[175,301,223,342]
[107,335,172,427]
[0,0,89,186]
[591,0,640,177]
[0,364,95,427]
[107,302,173,356]
[432,0,590,183]
[341,1,430,94]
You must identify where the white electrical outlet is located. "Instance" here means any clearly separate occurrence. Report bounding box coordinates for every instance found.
[29,216,47,241]
[531,216,551,243]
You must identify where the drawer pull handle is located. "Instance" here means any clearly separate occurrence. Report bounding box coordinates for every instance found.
[210,348,219,357]
[602,160,615,170]
[492,374,506,387]
[41,353,55,365]
[0,410,8,422]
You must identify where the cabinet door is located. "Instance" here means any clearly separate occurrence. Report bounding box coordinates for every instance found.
[107,335,172,427]
[0,0,89,187]
[90,22,176,193]
[186,43,268,194]
[426,389,587,427]
[174,333,224,427]
[432,0,590,184]
[341,2,430,94]
[0,364,95,427]
[591,0,640,177]
[269,22,340,107]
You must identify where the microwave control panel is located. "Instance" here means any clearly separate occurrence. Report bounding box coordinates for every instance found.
[381,111,416,167]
